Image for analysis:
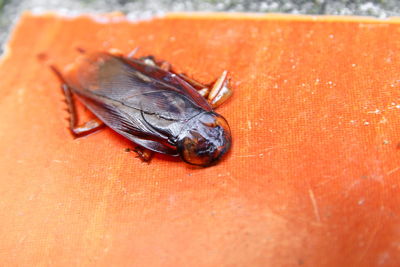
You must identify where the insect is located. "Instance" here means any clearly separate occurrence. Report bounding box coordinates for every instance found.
[51,49,233,167]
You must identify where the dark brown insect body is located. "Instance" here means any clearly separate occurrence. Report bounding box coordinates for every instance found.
[53,51,232,167]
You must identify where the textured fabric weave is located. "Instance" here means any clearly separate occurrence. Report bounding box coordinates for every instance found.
[0,12,400,266]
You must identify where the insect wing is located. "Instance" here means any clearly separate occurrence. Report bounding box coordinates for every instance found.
[123,56,212,111]
[63,53,208,155]
[68,53,211,117]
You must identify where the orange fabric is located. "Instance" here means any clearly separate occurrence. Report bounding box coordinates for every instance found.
[1,12,400,266]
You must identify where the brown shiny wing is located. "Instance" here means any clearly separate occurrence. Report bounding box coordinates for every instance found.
[63,52,209,154]
[67,52,211,117]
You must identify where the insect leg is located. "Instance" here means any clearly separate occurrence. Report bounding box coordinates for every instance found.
[61,84,105,137]
[51,65,105,137]
[138,56,220,100]
[71,119,105,136]
[207,70,232,108]
[178,73,209,90]
[132,146,154,163]
[196,88,209,98]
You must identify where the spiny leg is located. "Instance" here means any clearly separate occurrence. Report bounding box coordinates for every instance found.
[126,146,154,163]
[176,69,232,107]
[137,55,231,103]
[177,73,207,90]
[176,73,210,97]
[61,84,105,137]
[154,62,213,98]
[147,57,210,96]
[207,70,232,109]
[51,66,105,137]
[70,118,104,136]
[137,55,209,94]
[151,59,209,93]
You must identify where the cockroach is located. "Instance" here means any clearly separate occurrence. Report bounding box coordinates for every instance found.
[51,50,232,167]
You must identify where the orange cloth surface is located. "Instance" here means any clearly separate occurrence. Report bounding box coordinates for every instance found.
[1,12,400,266]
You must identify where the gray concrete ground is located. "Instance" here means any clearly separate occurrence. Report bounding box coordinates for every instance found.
[1,0,400,51]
